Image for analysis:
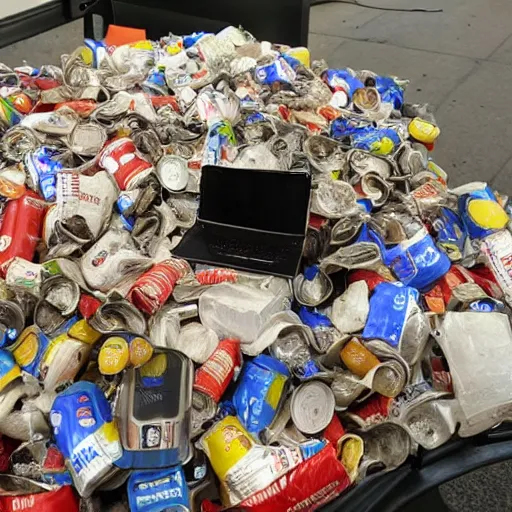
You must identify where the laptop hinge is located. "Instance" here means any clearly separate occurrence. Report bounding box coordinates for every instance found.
[68,0,102,20]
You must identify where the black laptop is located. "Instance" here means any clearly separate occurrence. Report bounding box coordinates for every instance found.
[173,165,312,278]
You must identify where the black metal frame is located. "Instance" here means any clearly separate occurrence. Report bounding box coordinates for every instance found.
[323,424,512,511]
[0,0,309,49]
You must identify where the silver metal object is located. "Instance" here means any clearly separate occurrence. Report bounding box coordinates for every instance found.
[291,381,335,434]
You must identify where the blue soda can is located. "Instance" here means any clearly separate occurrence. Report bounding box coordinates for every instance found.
[384,228,451,291]
[375,76,404,110]
[323,69,364,98]
[455,182,510,239]
[331,117,373,140]
[232,355,289,438]
[468,298,505,313]
[24,147,63,201]
[299,306,338,353]
[127,466,190,512]
[255,57,296,86]
[142,67,168,95]
[50,381,123,497]
[84,39,107,68]
[203,120,237,166]
[9,325,50,378]
[362,282,420,348]
[351,126,401,155]
[432,207,467,261]
[183,32,209,48]
[300,439,327,459]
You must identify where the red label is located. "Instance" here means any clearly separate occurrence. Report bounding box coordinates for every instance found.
[194,339,241,403]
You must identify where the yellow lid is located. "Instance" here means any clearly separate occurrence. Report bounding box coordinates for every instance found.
[98,337,130,376]
[408,118,440,144]
[467,199,509,230]
[129,337,154,368]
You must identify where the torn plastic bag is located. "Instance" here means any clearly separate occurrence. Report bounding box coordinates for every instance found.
[433,312,512,432]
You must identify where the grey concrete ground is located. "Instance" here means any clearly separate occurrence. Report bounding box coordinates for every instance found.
[2,1,512,509]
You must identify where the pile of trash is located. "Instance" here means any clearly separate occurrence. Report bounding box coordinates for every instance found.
[0,25,511,512]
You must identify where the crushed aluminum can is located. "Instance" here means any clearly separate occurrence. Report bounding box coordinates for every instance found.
[303,135,346,174]
[50,381,123,497]
[358,172,392,207]
[290,381,335,435]
[127,259,191,316]
[127,466,191,512]
[80,228,152,293]
[293,265,333,307]
[481,229,512,306]
[194,338,242,404]
[232,355,289,438]
[311,179,359,219]
[156,155,190,193]
[0,191,46,274]
[358,422,411,474]
[114,349,194,469]
[66,123,107,156]
[0,300,24,347]
[40,275,80,317]
[347,148,393,179]
[0,478,79,512]
[99,137,153,191]
[90,300,147,336]
[269,320,318,378]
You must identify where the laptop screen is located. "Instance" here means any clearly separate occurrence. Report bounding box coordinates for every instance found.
[199,166,311,235]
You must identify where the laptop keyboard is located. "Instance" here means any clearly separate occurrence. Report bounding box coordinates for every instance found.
[206,225,300,264]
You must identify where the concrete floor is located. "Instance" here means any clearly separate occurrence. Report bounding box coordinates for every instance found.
[2,1,512,510]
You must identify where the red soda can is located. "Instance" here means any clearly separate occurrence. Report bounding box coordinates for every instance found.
[194,338,241,403]
[149,95,180,112]
[0,485,79,512]
[348,269,389,292]
[128,258,190,315]
[55,99,97,118]
[99,137,153,190]
[195,267,238,286]
[79,293,102,319]
[323,414,346,448]
[0,191,46,275]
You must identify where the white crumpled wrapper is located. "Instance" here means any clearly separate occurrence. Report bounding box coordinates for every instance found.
[329,280,369,334]
[199,281,291,344]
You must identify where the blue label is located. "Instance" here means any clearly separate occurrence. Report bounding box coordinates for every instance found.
[384,230,451,291]
[362,282,419,347]
[50,381,113,460]
[458,185,506,239]
[233,355,289,437]
[433,207,467,261]
[128,467,190,512]
[375,76,404,110]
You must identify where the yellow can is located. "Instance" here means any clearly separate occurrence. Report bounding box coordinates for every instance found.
[286,47,311,67]
[129,337,154,368]
[408,118,440,144]
[98,337,130,376]
[201,416,254,481]
[338,433,364,482]
[68,320,102,345]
